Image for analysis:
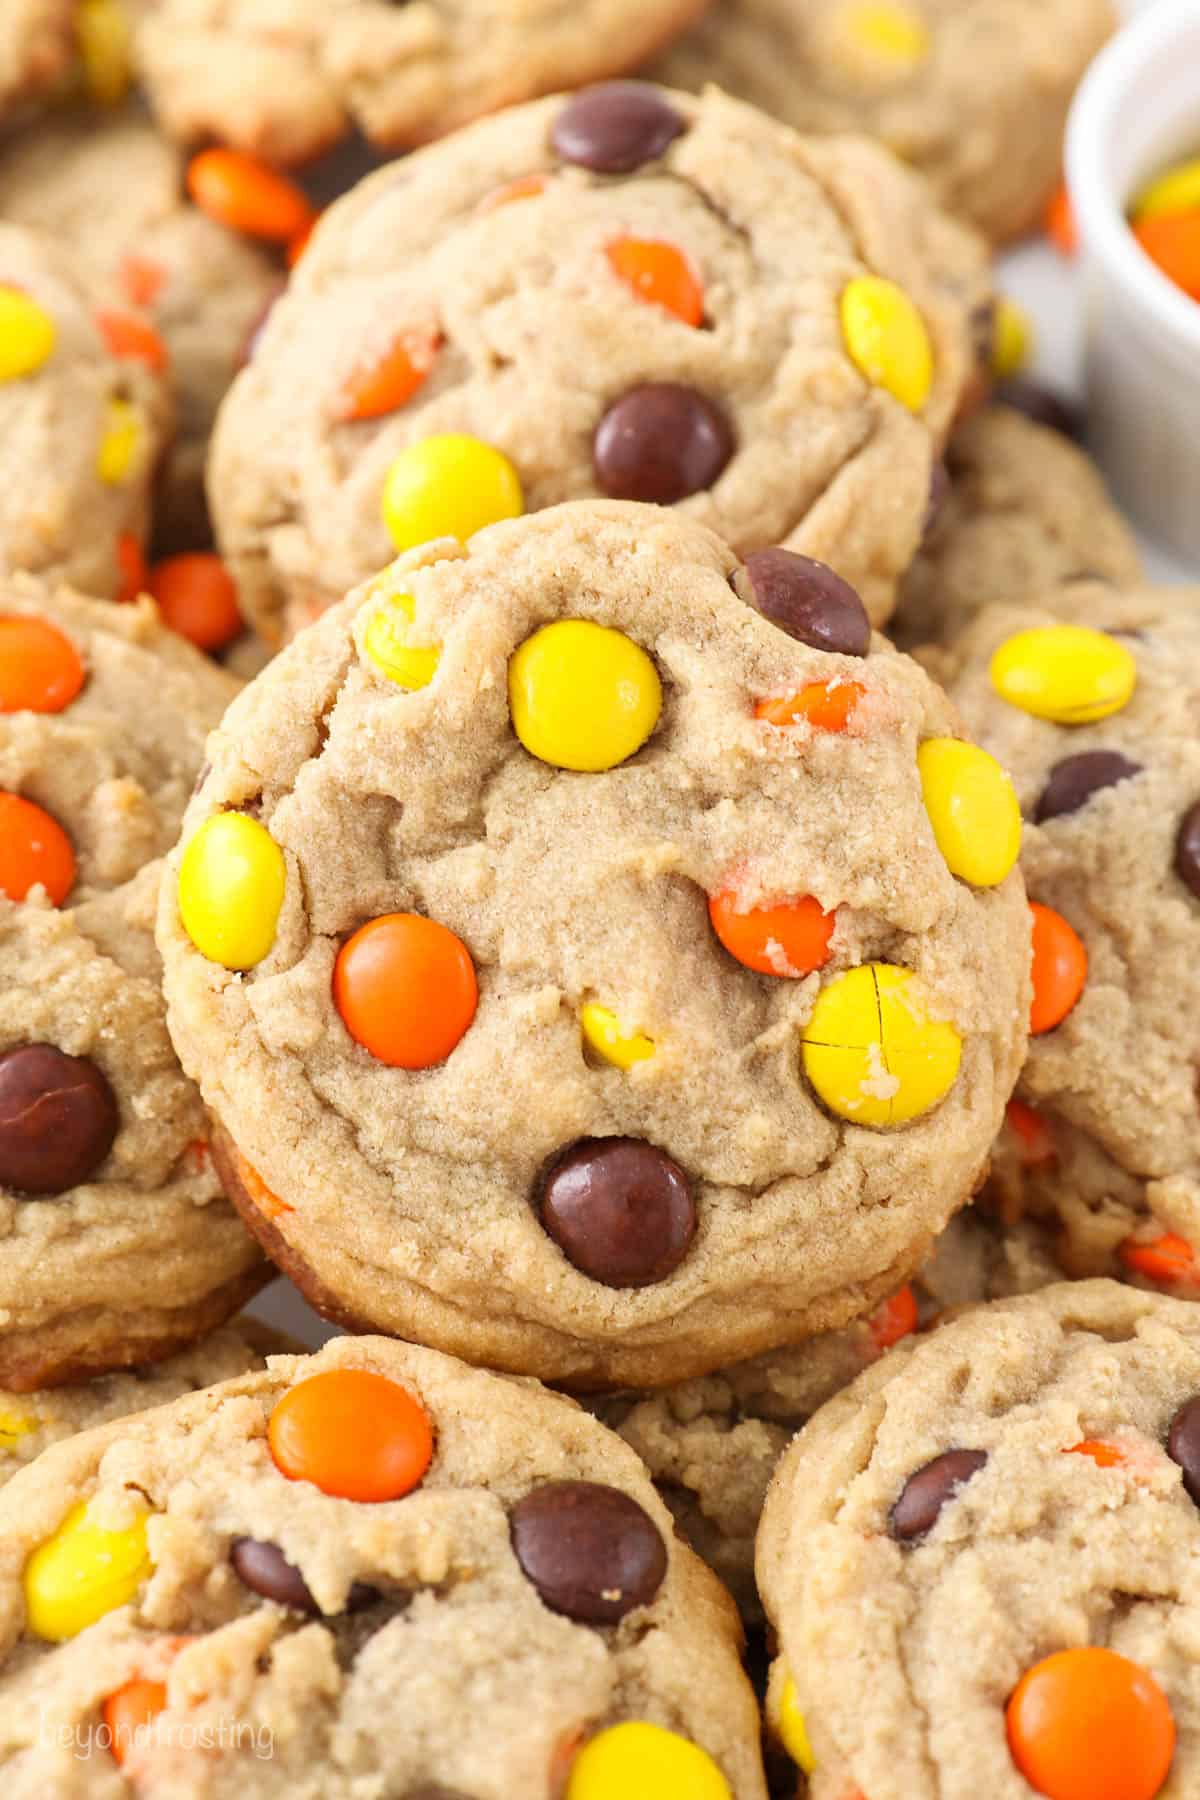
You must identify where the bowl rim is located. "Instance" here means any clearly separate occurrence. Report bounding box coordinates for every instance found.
[1066,0,1200,350]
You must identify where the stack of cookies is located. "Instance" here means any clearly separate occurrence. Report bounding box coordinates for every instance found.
[1,6,1197,1799]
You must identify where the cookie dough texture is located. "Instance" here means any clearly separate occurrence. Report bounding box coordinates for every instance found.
[129,0,713,164]
[595,1207,1059,1616]
[757,1280,1200,1799]
[0,109,280,549]
[937,588,1200,1288]
[159,502,1031,1388]
[895,404,1142,648]
[211,84,990,643]
[0,1334,767,1799]
[0,0,74,125]
[0,225,171,599]
[0,1318,283,1487]
[648,0,1115,242]
[0,578,237,900]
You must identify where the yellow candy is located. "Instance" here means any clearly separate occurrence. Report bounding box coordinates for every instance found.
[802,962,962,1127]
[509,620,662,772]
[989,625,1136,724]
[178,812,286,971]
[991,295,1032,380]
[840,276,933,412]
[566,1722,732,1800]
[0,287,56,382]
[1132,158,1200,222]
[778,1675,817,1775]
[380,434,523,554]
[362,591,440,691]
[843,0,930,62]
[0,1408,36,1449]
[580,1003,655,1070]
[918,738,1021,888]
[96,399,142,486]
[24,1499,151,1642]
[78,0,133,106]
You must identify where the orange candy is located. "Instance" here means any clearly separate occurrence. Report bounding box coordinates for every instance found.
[234,1147,292,1221]
[186,149,315,243]
[1045,182,1078,256]
[334,333,439,423]
[119,254,167,309]
[0,793,75,904]
[606,238,704,326]
[1132,212,1200,302]
[1119,1232,1198,1289]
[1064,1440,1126,1469]
[95,309,168,373]
[0,615,84,714]
[268,1368,434,1501]
[755,680,865,733]
[148,553,243,652]
[116,533,148,604]
[1029,903,1087,1035]
[1005,1097,1056,1168]
[869,1285,919,1352]
[103,1678,167,1766]
[333,912,478,1069]
[480,173,548,212]
[708,888,834,977]
[1006,1646,1175,1800]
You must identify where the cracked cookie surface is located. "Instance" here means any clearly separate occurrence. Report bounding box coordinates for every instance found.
[0,1333,766,1798]
[210,82,989,644]
[757,1280,1200,1799]
[648,0,1114,242]
[158,501,1029,1387]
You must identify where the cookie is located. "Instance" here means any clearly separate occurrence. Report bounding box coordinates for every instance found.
[0,224,172,601]
[0,576,236,903]
[158,500,1030,1388]
[0,0,74,126]
[594,1208,1059,1618]
[648,0,1115,242]
[934,588,1200,1304]
[0,1333,767,1798]
[128,0,713,165]
[210,82,990,644]
[895,403,1142,649]
[757,1280,1200,1799]
[0,1318,288,1488]
[0,109,280,550]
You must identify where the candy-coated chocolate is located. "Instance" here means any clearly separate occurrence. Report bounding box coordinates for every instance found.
[1133,158,1200,221]
[990,625,1136,724]
[186,150,315,243]
[565,1720,731,1800]
[840,276,933,412]
[842,0,929,61]
[96,399,142,486]
[362,592,441,692]
[380,434,523,554]
[0,1045,118,1196]
[333,913,477,1069]
[103,1679,167,1768]
[802,963,962,1127]
[1005,1647,1175,1800]
[1175,801,1200,900]
[580,1004,655,1070]
[991,295,1032,379]
[890,1449,987,1541]
[740,550,870,657]
[509,1480,667,1623]
[708,889,833,978]
[148,555,243,653]
[918,738,1021,887]
[0,616,85,714]
[23,1499,151,1641]
[0,288,55,381]
[268,1369,433,1502]
[1167,1396,1200,1506]
[551,83,686,173]
[593,383,734,504]
[0,792,76,905]
[1029,902,1086,1034]
[538,1137,695,1287]
[1035,750,1141,823]
[77,0,132,105]
[178,812,286,971]
[509,619,661,772]
[606,238,703,325]
[777,1674,816,1774]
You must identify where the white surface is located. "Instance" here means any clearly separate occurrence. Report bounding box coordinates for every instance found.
[245,0,1199,1354]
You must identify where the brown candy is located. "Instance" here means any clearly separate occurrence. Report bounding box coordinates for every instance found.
[890,1449,988,1542]
[551,82,685,174]
[1176,802,1200,900]
[537,1136,695,1287]
[593,383,734,505]
[0,1044,118,1196]
[510,1479,667,1623]
[1168,1397,1200,1505]
[740,549,870,658]
[1035,750,1142,823]
[231,1537,379,1615]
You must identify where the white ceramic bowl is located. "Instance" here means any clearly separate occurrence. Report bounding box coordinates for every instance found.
[1067,0,1200,566]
